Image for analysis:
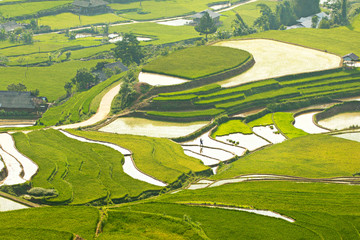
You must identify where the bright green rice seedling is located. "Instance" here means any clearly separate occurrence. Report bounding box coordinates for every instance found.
[212,119,252,137]
[273,112,308,139]
[13,129,158,204]
[67,130,209,183]
[142,46,250,79]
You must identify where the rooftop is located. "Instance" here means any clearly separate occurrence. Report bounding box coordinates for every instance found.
[73,0,108,8]
[190,9,221,19]
[0,91,35,109]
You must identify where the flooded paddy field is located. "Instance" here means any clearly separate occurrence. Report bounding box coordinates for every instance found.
[318,112,360,130]
[100,117,208,138]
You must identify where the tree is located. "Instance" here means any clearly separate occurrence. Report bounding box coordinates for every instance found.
[113,33,144,66]
[64,81,73,96]
[276,1,296,26]
[291,0,320,18]
[232,12,256,36]
[102,23,109,36]
[312,15,319,28]
[71,68,99,90]
[20,30,33,44]
[7,83,27,91]
[341,0,348,24]
[195,12,217,41]
[0,28,6,41]
[254,4,279,31]
[319,17,330,29]
[30,89,39,97]
[65,51,71,60]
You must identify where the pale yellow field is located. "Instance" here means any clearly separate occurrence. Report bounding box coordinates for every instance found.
[214,39,342,87]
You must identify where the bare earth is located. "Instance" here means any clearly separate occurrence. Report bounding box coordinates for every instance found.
[214,39,342,87]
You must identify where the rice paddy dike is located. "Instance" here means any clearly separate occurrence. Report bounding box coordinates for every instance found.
[2,0,360,238]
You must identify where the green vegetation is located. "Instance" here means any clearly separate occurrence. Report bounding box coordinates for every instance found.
[0,60,103,101]
[0,206,98,239]
[38,73,123,126]
[247,113,273,127]
[38,13,127,30]
[113,202,318,240]
[144,68,360,122]
[158,84,221,97]
[143,46,250,79]
[0,1,70,18]
[213,134,360,179]
[212,119,252,137]
[99,210,206,240]
[13,129,159,204]
[67,130,209,183]
[273,112,308,139]
[147,109,225,119]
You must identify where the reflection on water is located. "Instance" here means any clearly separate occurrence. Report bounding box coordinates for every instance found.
[138,72,189,86]
[293,112,329,134]
[0,197,28,212]
[216,133,270,151]
[318,112,360,130]
[335,132,360,143]
[100,117,208,138]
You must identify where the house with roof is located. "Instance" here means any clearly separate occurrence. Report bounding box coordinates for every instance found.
[73,0,109,15]
[0,21,24,33]
[0,91,36,112]
[343,53,359,62]
[190,9,221,25]
[94,61,128,81]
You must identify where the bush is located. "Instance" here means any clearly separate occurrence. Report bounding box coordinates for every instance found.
[27,187,58,197]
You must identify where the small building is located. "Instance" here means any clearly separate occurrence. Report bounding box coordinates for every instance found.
[343,53,359,62]
[73,0,108,15]
[190,9,221,25]
[95,61,128,81]
[0,21,24,32]
[0,91,36,112]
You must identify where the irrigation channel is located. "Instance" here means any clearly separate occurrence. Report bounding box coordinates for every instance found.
[59,130,166,187]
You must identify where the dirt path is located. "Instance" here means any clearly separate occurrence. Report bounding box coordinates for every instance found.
[53,84,121,130]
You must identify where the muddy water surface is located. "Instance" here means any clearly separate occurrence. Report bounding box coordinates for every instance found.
[0,197,28,212]
[294,112,329,134]
[318,112,360,130]
[138,72,189,86]
[100,117,208,138]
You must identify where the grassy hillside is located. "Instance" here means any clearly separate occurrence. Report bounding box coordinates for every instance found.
[67,130,210,183]
[142,46,251,79]
[13,129,159,204]
[0,206,98,239]
[213,134,360,179]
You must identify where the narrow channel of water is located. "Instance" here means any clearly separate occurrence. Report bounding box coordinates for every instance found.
[0,196,28,212]
[59,130,167,187]
[100,117,208,138]
[318,112,360,130]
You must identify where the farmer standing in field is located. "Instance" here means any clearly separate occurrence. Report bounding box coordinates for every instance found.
[200,138,203,147]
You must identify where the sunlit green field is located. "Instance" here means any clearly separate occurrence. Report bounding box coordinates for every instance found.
[38,13,127,30]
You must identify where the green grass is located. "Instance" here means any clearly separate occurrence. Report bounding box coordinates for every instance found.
[212,119,252,137]
[158,84,221,97]
[147,109,225,118]
[110,22,198,45]
[112,202,318,240]
[13,129,159,204]
[98,209,206,240]
[110,0,220,21]
[143,46,250,79]
[273,112,308,139]
[0,60,103,101]
[0,1,71,18]
[247,113,273,127]
[38,13,127,30]
[153,94,198,102]
[67,130,209,183]
[0,206,99,239]
[39,73,123,126]
[213,134,360,179]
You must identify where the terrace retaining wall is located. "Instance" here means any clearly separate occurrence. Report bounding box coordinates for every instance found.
[145,56,255,96]
[315,101,360,121]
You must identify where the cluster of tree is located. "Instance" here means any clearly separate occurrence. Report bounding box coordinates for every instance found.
[117,70,138,109]
[323,0,348,27]
[113,32,144,66]
[64,68,99,96]
[0,28,33,44]
[7,83,39,96]
[194,12,217,41]
[29,19,51,34]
